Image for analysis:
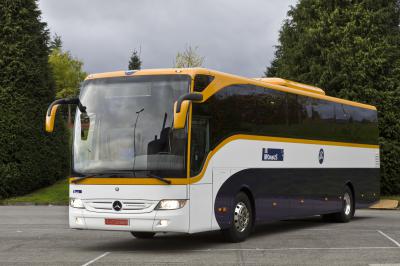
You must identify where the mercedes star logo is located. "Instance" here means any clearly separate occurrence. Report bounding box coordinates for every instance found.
[112,200,122,211]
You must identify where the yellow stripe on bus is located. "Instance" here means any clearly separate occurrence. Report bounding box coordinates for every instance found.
[69,135,379,185]
[84,68,377,111]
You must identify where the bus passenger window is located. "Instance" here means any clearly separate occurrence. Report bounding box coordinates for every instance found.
[310,99,335,140]
[344,105,378,144]
[334,103,350,141]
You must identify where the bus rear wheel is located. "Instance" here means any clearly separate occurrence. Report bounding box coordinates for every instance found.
[322,186,354,223]
[222,192,253,242]
[130,232,156,239]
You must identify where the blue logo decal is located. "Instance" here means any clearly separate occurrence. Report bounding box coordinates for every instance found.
[125,70,136,75]
[73,189,82,194]
[318,149,324,164]
[262,148,284,161]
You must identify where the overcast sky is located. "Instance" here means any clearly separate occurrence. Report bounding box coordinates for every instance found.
[38,0,296,78]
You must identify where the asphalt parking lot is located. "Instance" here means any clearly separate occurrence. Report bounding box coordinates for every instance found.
[0,206,399,265]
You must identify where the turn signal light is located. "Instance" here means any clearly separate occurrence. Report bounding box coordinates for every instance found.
[217,207,227,213]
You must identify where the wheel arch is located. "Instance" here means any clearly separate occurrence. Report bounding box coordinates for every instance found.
[239,186,256,227]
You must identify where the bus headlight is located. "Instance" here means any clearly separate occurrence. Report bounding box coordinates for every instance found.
[70,197,85,209]
[155,199,187,210]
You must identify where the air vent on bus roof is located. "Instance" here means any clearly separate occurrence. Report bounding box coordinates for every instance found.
[254,78,325,95]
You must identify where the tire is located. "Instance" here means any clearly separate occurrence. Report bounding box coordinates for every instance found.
[322,186,354,223]
[130,232,156,239]
[222,192,253,242]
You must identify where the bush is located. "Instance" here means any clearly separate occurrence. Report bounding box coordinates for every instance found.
[0,0,69,198]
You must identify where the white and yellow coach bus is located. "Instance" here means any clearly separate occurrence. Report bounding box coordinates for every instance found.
[45,68,379,242]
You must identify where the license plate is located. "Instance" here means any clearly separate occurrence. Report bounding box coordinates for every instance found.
[105,218,129,226]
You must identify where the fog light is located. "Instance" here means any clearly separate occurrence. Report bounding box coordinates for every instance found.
[156,219,169,227]
[75,217,84,225]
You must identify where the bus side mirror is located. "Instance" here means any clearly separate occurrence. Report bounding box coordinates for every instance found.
[173,100,190,129]
[45,98,86,133]
[45,104,60,133]
[80,112,90,140]
[173,93,203,129]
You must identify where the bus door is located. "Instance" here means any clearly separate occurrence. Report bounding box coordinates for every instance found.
[189,116,213,232]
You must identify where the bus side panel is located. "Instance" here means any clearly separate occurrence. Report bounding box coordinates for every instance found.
[352,169,380,208]
[213,168,380,229]
[206,139,379,230]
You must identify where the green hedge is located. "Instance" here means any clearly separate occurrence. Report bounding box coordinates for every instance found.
[266,0,400,194]
[0,0,69,198]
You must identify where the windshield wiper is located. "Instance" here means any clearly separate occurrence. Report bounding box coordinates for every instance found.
[71,176,89,183]
[72,171,171,185]
[147,172,171,185]
[71,173,121,183]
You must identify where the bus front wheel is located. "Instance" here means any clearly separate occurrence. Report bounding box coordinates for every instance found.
[130,232,156,239]
[222,192,253,242]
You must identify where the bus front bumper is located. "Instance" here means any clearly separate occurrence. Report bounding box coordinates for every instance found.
[69,203,190,233]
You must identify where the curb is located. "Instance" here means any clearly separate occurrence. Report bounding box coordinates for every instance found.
[0,202,68,206]
[369,199,399,210]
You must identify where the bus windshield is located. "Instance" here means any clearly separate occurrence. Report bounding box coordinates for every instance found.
[73,74,190,178]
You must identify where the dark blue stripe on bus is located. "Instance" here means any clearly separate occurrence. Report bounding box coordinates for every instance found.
[214,168,379,229]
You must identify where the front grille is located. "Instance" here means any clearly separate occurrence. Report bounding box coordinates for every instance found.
[84,199,157,213]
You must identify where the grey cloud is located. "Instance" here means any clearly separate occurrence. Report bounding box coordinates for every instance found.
[39,0,296,77]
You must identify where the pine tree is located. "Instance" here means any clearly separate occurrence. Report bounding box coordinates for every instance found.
[49,33,62,51]
[0,0,69,198]
[128,49,142,70]
[266,0,400,194]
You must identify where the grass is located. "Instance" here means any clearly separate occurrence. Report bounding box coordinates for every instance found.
[1,179,69,205]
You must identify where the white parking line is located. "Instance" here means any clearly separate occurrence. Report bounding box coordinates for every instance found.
[81,252,110,266]
[369,264,400,266]
[191,247,399,252]
[377,230,400,248]
[304,228,378,232]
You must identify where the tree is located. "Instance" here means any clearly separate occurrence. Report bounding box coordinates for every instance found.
[0,0,69,198]
[49,33,62,51]
[175,45,204,68]
[49,46,87,125]
[49,49,87,99]
[266,0,400,194]
[128,49,142,70]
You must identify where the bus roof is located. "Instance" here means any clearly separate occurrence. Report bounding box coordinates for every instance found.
[85,68,376,110]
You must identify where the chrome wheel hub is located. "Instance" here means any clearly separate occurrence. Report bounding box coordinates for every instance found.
[344,192,352,216]
[234,202,250,232]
